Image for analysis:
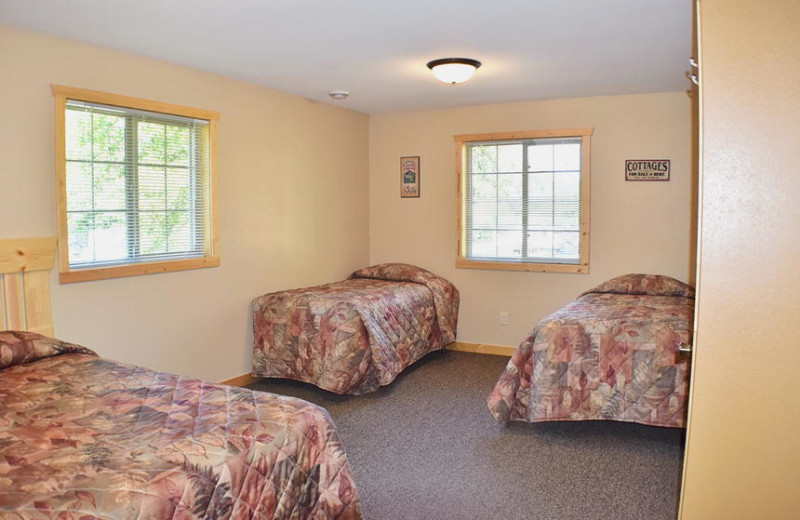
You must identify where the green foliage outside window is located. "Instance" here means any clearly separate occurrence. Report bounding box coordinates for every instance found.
[65,103,202,266]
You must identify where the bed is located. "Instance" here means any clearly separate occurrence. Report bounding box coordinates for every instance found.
[252,263,459,395]
[487,274,694,428]
[0,238,363,519]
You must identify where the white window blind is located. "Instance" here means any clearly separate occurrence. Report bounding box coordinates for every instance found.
[465,136,583,264]
[64,100,211,269]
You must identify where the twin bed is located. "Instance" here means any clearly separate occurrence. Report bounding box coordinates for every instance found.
[252,263,459,395]
[0,238,362,519]
[487,273,694,428]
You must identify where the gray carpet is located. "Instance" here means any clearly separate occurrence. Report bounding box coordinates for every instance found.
[247,351,684,520]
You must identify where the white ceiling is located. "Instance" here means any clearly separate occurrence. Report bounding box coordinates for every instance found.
[0,0,692,114]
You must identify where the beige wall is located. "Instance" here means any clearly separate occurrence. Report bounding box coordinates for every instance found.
[0,25,370,381]
[679,0,800,518]
[369,93,693,347]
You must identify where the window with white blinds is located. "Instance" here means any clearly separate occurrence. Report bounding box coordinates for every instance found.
[456,129,592,273]
[52,85,220,283]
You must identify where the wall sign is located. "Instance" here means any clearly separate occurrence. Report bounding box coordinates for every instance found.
[400,156,420,197]
[625,159,670,181]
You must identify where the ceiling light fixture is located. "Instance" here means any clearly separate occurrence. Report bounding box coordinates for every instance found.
[426,58,481,85]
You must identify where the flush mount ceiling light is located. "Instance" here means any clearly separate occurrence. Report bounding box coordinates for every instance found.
[426,58,482,85]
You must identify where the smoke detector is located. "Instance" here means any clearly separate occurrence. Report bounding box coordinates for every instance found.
[328,90,350,100]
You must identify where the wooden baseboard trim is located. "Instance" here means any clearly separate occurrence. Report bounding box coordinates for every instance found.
[447,341,515,357]
[220,373,259,387]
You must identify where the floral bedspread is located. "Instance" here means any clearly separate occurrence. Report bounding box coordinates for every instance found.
[488,274,694,428]
[252,263,459,395]
[0,331,362,520]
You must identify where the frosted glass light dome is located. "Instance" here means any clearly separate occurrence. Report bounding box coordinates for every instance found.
[426,58,481,85]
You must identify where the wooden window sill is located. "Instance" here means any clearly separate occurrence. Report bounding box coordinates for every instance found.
[455,257,588,274]
[59,256,220,283]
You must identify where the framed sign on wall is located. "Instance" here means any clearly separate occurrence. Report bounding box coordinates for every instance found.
[400,156,420,197]
[625,159,670,181]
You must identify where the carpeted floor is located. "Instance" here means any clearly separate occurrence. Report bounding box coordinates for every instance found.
[247,351,685,520]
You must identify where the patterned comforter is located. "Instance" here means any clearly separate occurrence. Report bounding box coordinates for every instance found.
[488,274,694,428]
[252,263,459,395]
[0,331,362,519]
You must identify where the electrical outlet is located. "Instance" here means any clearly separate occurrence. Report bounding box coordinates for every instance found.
[499,312,509,325]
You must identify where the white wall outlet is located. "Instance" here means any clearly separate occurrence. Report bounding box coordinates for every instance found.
[499,312,509,325]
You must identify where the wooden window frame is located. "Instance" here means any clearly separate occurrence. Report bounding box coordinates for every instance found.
[51,85,220,283]
[455,128,592,273]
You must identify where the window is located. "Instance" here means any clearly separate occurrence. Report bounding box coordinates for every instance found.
[52,85,220,283]
[455,128,592,273]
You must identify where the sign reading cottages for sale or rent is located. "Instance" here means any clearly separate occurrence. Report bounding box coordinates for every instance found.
[625,159,671,181]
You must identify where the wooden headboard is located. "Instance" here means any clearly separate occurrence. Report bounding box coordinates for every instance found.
[0,237,56,336]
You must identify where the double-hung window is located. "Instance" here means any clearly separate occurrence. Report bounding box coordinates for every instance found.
[52,85,220,283]
[455,128,592,273]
